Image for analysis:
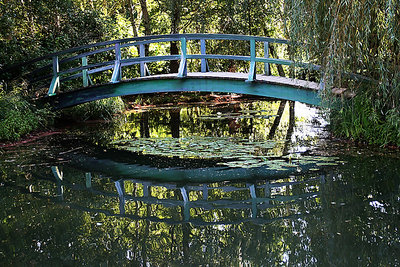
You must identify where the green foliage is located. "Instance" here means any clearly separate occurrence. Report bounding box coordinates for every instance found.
[62,97,125,121]
[0,0,111,64]
[283,0,400,146]
[330,96,400,146]
[6,0,400,146]
[0,92,54,141]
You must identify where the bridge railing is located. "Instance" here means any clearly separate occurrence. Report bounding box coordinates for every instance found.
[49,166,323,225]
[14,34,321,96]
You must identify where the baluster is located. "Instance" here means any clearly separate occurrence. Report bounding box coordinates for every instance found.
[82,56,89,87]
[264,42,270,75]
[85,172,92,189]
[319,72,325,90]
[177,37,187,77]
[249,183,257,199]
[265,180,271,198]
[246,38,256,82]
[249,184,257,218]
[143,182,150,197]
[47,56,60,96]
[52,166,63,181]
[181,187,190,221]
[115,180,125,215]
[51,166,63,200]
[200,39,209,72]
[111,43,121,83]
[140,44,147,77]
[202,184,208,200]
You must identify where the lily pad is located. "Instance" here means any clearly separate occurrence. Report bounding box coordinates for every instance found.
[111,136,345,170]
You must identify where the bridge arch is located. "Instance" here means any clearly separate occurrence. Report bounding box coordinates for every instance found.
[49,73,321,109]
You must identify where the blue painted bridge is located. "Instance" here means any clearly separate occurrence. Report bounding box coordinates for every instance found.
[21,34,323,108]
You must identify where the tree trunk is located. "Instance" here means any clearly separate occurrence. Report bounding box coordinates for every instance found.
[139,0,151,56]
[169,0,182,73]
[264,28,286,77]
[170,41,180,73]
[269,45,286,77]
[139,0,151,36]
[126,0,139,37]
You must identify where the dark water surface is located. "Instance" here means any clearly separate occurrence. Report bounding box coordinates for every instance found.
[1,100,399,266]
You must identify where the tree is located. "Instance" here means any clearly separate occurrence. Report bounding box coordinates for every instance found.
[283,0,400,146]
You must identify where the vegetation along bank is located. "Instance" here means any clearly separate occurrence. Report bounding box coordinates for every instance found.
[0,0,399,146]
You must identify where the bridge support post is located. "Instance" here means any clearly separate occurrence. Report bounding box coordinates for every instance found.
[47,56,60,96]
[246,38,256,82]
[200,39,209,72]
[178,37,187,77]
[264,42,270,76]
[111,43,121,83]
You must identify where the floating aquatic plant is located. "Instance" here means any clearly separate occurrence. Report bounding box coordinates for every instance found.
[198,110,277,121]
[112,136,277,159]
[111,136,343,171]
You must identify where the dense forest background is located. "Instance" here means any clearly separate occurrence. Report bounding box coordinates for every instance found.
[0,0,282,66]
[0,0,399,146]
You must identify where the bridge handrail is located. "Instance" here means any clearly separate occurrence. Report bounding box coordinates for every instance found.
[37,35,287,68]
[3,33,323,96]
[8,34,287,67]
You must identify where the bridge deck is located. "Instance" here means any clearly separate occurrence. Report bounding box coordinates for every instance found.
[132,72,321,91]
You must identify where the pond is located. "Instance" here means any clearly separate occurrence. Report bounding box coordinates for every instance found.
[1,98,399,265]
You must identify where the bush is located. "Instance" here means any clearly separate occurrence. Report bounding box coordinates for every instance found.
[0,93,54,141]
[62,97,125,121]
[330,95,400,147]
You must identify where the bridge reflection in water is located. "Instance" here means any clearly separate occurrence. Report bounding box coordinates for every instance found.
[50,166,324,226]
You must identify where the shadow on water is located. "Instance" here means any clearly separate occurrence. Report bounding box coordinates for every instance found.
[1,99,399,265]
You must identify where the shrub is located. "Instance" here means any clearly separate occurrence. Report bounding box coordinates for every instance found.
[0,93,54,141]
[330,95,400,147]
[61,97,125,121]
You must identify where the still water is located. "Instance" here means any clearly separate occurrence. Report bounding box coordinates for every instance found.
[1,99,399,266]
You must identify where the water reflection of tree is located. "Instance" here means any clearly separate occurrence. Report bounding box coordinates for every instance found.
[169,108,181,138]
[121,100,293,143]
[140,112,150,138]
[283,101,295,154]
[268,100,287,139]
[80,100,296,155]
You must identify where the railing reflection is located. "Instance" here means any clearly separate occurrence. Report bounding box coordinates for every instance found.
[51,166,64,201]
[50,166,324,225]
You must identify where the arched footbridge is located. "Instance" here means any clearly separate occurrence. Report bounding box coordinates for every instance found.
[12,34,324,108]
